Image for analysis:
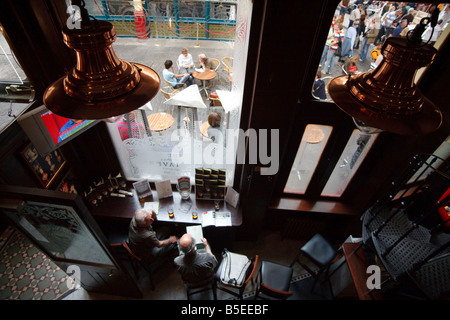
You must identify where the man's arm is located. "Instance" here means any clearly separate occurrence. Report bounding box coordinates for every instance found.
[201,237,213,254]
[157,235,178,248]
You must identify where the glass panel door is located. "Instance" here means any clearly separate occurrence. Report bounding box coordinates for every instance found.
[4,201,114,266]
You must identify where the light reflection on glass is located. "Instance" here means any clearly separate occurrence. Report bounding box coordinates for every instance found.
[321,129,379,197]
[284,124,333,194]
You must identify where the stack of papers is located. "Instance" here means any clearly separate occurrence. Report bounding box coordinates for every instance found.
[186,225,206,253]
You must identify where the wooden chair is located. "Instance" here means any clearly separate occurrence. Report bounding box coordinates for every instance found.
[254,260,293,300]
[160,86,180,100]
[184,274,217,300]
[121,240,156,290]
[209,58,221,72]
[216,255,259,300]
[164,77,187,90]
[209,92,223,107]
[222,57,233,74]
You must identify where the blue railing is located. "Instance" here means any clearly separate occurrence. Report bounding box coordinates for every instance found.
[91,0,236,41]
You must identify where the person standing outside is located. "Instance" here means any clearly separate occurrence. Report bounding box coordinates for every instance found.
[323,23,344,75]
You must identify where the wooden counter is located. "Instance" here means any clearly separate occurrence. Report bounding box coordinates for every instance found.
[89,184,242,227]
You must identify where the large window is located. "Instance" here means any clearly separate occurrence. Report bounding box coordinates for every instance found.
[283,1,449,199]
[313,1,450,100]
[102,0,252,186]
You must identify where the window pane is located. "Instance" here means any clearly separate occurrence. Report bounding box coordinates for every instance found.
[284,125,333,194]
[312,1,450,99]
[407,134,450,184]
[104,0,251,186]
[321,130,378,197]
[0,31,27,83]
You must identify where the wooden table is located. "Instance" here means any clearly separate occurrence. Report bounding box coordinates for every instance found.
[192,69,217,95]
[342,242,383,300]
[90,184,242,226]
[146,112,174,132]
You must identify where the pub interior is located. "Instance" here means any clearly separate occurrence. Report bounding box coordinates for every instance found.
[0,0,449,302]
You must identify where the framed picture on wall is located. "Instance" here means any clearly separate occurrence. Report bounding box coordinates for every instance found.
[57,170,79,194]
[20,142,66,189]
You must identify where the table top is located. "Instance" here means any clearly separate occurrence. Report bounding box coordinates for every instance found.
[193,69,217,81]
[147,112,174,132]
[90,184,242,226]
[163,84,207,109]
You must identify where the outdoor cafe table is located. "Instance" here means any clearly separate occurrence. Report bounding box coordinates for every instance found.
[192,69,217,95]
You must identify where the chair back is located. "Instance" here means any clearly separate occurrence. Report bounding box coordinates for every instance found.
[184,274,217,300]
[160,86,179,99]
[164,77,186,89]
[209,58,221,72]
[244,255,259,285]
[122,240,142,262]
[222,57,233,73]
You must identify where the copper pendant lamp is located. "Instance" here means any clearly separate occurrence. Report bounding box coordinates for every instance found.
[43,8,160,120]
[328,33,442,135]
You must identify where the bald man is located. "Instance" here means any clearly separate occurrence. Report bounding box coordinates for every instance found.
[128,209,178,263]
[174,234,218,283]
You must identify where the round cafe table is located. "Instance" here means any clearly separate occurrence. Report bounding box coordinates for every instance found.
[192,69,217,95]
[147,112,174,132]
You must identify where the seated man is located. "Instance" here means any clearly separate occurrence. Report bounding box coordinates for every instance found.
[128,209,178,263]
[174,234,218,283]
[197,53,215,88]
[163,59,193,89]
[198,53,215,70]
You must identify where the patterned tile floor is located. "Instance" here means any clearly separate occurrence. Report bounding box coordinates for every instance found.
[0,226,74,300]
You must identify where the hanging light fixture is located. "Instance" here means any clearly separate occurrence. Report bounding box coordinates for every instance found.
[328,11,443,135]
[43,2,160,120]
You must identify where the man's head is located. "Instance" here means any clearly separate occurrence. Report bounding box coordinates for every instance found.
[178,233,196,255]
[164,60,173,69]
[135,209,156,227]
[198,53,207,63]
[208,112,221,128]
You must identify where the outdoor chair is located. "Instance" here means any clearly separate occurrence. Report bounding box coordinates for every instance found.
[209,58,221,72]
[164,77,187,90]
[160,86,180,100]
[222,57,233,74]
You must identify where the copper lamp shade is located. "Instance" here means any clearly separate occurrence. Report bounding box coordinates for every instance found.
[43,20,160,120]
[328,37,442,135]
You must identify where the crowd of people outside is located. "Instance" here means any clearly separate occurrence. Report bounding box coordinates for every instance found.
[315,1,450,99]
